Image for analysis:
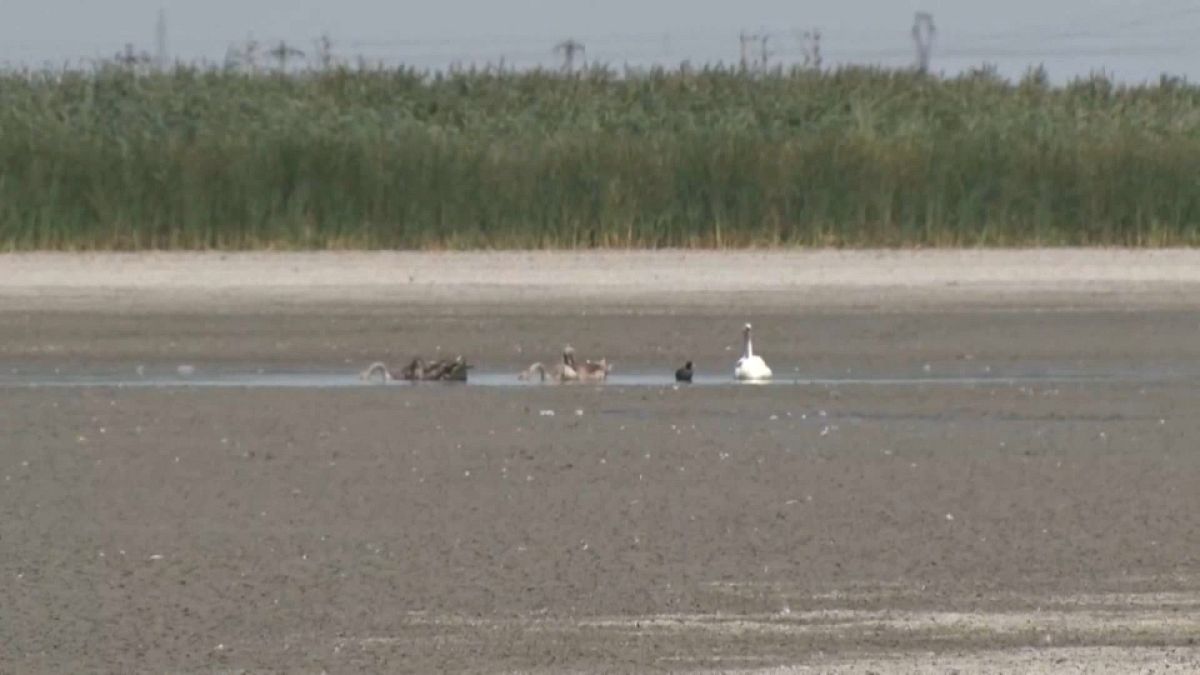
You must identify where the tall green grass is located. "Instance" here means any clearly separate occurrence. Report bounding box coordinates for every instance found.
[2,64,1200,249]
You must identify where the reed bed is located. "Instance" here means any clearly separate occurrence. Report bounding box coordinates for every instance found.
[2,64,1200,250]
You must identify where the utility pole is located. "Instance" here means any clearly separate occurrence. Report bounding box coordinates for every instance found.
[155,9,168,71]
[796,28,822,70]
[554,38,585,73]
[115,43,151,69]
[268,41,305,71]
[912,12,936,74]
[224,37,261,72]
[739,31,769,72]
[314,33,334,70]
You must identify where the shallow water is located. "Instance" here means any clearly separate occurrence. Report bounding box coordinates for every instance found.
[0,364,1192,389]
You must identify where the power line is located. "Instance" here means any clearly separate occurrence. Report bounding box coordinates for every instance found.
[6,15,1200,81]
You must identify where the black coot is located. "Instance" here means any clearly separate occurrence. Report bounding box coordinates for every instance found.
[675,361,694,383]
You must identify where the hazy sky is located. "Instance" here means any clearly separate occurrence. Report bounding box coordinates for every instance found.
[3,0,1197,82]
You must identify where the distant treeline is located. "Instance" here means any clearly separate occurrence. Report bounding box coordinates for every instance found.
[2,64,1200,249]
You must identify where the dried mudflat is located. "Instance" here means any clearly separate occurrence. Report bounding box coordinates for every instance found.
[1,251,1199,673]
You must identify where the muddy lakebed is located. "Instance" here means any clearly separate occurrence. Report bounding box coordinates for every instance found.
[2,293,1200,672]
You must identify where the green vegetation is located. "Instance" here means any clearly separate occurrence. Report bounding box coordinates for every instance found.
[2,64,1200,249]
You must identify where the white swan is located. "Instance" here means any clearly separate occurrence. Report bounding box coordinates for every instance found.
[734,323,772,381]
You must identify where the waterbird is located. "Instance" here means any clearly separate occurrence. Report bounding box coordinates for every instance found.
[423,356,471,381]
[675,361,694,383]
[520,345,611,383]
[734,324,772,381]
[361,356,471,383]
[520,345,577,382]
[569,345,613,381]
[575,358,612,381]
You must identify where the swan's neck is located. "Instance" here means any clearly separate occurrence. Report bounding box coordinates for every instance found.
[743,332,754,359]
[522,362,549,382]
[363,362,390,381]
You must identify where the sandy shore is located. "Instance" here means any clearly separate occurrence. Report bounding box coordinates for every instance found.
[2,249,1199,310]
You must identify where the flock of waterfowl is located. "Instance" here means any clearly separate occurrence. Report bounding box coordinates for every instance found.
[360,356,471,383]
[359,323,773,384]
[517,345,613,383]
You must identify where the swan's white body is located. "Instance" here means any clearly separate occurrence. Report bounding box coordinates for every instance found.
[734,324,772,381]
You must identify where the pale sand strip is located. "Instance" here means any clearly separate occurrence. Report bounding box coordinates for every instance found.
[1,249,1198,310]
[719,648,1200,675]
[387,601,1200,674]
